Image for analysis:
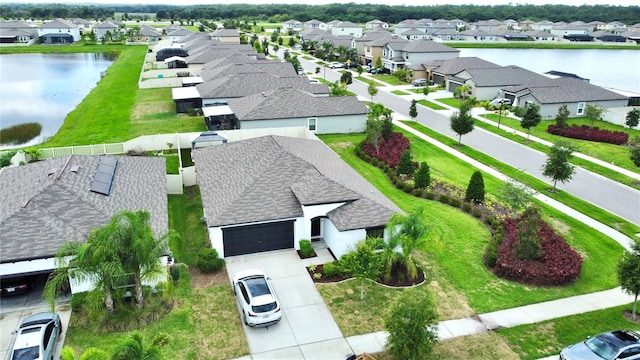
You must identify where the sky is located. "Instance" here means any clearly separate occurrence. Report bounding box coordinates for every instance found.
[8,0,634,6]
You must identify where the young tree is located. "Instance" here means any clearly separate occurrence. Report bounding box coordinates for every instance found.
[367,82,378,101]
[465,170,485,204]
[450,100,474,145]
[555,104,570,128]
[340,71,352,85]
[414,162,431,189]
[60,346,109,360]
[328,80,349,96]
[626,108,640,131]
[520,103,542,140]
[631,146,640,167]
[514,205,542,261]
[384,289,438,360]
[288,37,295,47]
[365,104,392,153]
[261,37,269,55]
[409,99,418,121]
[542,140,576,191]
[396,150,414,176]
[374,56,382,70]
[356,65,364,77]
[585,104,605,126]
[619,241,640,320]
[422,85,430,99]
[500,176,534,216]
[339,239,381,300]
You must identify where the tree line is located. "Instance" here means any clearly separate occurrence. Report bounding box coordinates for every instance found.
[1,3,639,25]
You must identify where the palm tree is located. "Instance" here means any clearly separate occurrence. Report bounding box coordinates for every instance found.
[108,210,171,309]
[383,207,429,280]
[45,227,125,313]
[111,331,162,360]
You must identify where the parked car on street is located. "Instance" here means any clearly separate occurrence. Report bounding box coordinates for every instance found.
[412,78,427,87]
[0,276,32,297]
[329,62,343,69]
[10,312,61,360]
[560,329,640,360]
[232,269,281,327]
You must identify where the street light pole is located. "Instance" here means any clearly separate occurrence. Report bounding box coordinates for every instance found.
[497,103,503,129]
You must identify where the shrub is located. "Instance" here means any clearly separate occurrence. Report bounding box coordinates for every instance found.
[323,261,342,278]
[0,150,17,169]
[471,207,482,218]
[484,227,504,268]
[414,162,431,189]
[71,292,90,311]
[493,215,583,286]
[437,193,450,205]
[547,124,628,145]
[412,188,424,197]
[169,264,180,281]
[397,150,415,176]
[631,146,640,167]
[461,202,472,213]
[197,248,225,273]
[449,198,461,208]
[299,239,315,258]
[425,191,436,200]
[465,170,485,204]
[360,132,411,168]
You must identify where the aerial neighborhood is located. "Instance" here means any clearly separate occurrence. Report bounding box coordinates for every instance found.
[1,5,640,359]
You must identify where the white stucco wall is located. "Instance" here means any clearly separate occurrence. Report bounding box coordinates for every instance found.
[239,114,366,134]
[322,222,367,259]
[300,203,345,239]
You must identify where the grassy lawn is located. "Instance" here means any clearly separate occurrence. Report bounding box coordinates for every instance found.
[400,121,640,239]
[417,99,448,110]
[391,90,410,95]
[168,187,207,267]
[320,132,625,317]
[370,74,408,86]
[355,76,385,87]
[480,113,640,175]
[498,304,640,359]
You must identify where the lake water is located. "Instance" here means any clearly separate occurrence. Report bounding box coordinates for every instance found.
[0,53,115,148]
[458,48,640,94]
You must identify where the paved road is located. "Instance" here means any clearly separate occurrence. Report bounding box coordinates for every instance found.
[299,57,640,226]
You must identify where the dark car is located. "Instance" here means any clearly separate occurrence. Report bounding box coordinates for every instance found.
[155,47,189,62]
[10,312,61,360]
[0,276,32,297]
[560,330,640,360]
[343,62,360,69]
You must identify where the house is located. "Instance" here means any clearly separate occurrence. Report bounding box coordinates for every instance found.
[192,135,400,258]
[0,20,37,44]
[503,77,630,119]
[459,29,497,42]
[304,19,327,30]
[366,19,388,29]
[0,155,168,294]
[227,88,368,133]
[210,28,240,43]
[353,28,394,65]
[93,20,119,42]
[140,25,162,43]
[394,19,429,36]
[72,18,92,35]
[472,19,504,32]
[400,28,430,41]
[381,39,460,73]
[167,27,193,43]
[522,30,557,42]
[330,21,363,38]
[550,23,591,38]
[427,56,501,88]
[432,28,463,41]
[37,18,81,44]
[283,19,303,32]
[451,65,549,100]
[492,29,530,42]
[195,72,329,108]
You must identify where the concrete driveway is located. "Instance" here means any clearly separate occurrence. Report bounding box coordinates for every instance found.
[225,249,355,359]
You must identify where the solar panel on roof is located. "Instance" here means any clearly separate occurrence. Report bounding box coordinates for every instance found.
[89,157,118,196]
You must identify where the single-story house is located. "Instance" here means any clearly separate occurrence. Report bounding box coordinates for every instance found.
[192,135,400,258]
[0,20,37,43]
[428,56,501,86]
[227,88,368,133]
[210,28,240,43]
[450,65,549,99]
[0,155,168,294]
[283,20,304,32]
[503,77,630,119]
[37,18,81,44]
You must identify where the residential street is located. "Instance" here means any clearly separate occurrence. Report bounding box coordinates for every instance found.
[297,57,640,226]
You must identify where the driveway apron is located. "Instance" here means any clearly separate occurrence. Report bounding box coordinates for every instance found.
[225,250,352,359]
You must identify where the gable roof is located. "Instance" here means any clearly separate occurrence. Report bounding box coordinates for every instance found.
[195,73,329,99]
[505,77,629,104]
[201,61,297,82]
[461,65,548,87]
[192,135,400,230]
[388,39,459,54]
[41,18,76,29]
[431,56,501,76]
[94,20,119,29]
[228,88,367,121]
[0,155,168,263]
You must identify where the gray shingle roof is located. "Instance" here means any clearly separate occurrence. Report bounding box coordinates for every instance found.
[463,65,549,87]
[432,56,501,76]
[228,88,366,121]
[201,61,297,82]
[0,156,168,263]
[196,73,329,99]
[41,18,76,29]
[505,77,629,104]
[192,135,400,230]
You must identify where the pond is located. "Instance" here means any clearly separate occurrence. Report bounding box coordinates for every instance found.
[0,53,115,148]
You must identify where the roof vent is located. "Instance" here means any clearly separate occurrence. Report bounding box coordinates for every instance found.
[261,92,267,96]
[47,168,58,176]
[69,165,80,173]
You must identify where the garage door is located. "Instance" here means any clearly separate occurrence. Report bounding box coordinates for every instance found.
[223,221,294,257]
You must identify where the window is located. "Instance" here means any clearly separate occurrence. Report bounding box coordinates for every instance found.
[308,118,317,132]
[366,226,385,239]
[576,102,586,115]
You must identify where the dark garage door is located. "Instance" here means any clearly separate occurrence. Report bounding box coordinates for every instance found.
[223,221,294,257]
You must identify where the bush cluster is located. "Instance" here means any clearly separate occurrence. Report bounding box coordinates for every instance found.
[299,239,315,258]
[493,217,583,286]
[196,248,225,273]
[360,132,411,168]
[547,124,628,145]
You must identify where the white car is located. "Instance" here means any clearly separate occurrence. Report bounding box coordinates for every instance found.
[10,312,61,360]
[232,269,281,327]
[329,62,343,69]
[490,98,512,106]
